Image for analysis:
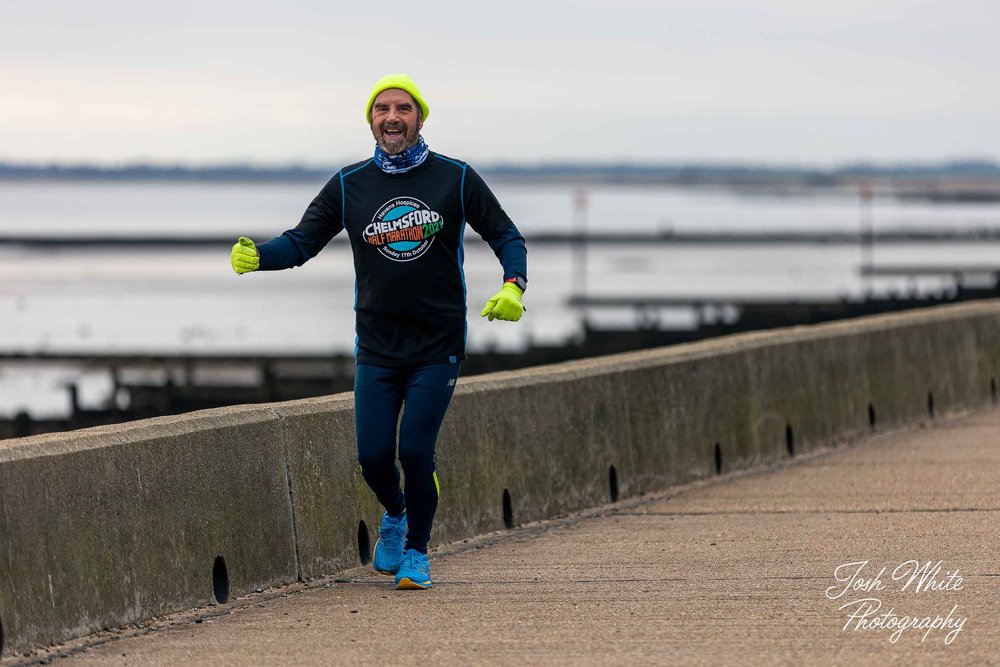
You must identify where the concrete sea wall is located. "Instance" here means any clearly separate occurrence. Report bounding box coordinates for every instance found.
[2,300,1000,654]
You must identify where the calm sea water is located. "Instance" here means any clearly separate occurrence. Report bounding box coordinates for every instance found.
[2,180,999,417]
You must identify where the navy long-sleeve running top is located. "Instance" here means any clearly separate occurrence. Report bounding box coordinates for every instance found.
[255,152,528,368]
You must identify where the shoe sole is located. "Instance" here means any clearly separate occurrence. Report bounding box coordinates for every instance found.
[371,538,399,576]
[395,577,431,590]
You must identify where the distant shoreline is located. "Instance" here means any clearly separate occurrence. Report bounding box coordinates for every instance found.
[2,161,1000,200]
[1,160,999,181]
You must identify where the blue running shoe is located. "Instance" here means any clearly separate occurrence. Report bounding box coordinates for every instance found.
[372,511,407,575]
[394,548,432,590]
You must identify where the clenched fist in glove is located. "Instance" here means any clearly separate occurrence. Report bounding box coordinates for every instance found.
[481,282,524,322]
[231,237,259,274]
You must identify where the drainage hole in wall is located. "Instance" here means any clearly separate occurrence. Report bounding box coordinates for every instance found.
[785,424,795,457]
[502,489,513,529]
[868,403,877,431]
[357,520,371,565]
[992,378,997,405]
[213,555,230,604]
[714,443,723,475]
[927,391,935,419]
[609,465,619,502]
[13,411,31,439]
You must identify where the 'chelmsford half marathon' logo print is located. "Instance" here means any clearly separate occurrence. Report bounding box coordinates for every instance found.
[364,197,444,261]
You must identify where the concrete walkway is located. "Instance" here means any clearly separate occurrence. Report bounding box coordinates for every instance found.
[23,410,1000,665]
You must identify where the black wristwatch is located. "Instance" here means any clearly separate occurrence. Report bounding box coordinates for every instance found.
[505,276,527,292]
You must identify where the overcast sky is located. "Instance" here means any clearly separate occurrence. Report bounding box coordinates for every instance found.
[2,0,997,165]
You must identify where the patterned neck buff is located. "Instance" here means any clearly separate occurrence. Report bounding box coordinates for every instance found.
[374,135,430,174]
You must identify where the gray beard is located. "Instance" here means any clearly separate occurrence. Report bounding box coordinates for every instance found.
[376,132,419,155]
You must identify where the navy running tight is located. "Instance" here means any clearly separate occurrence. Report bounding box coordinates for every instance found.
[354,362,460,553]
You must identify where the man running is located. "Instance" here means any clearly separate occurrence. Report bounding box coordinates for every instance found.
[230,73,527,590]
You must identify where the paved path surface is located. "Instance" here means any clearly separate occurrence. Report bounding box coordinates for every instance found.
[24,410,1000,665]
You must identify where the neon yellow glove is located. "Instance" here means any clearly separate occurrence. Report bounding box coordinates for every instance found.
[231,236,259,274]
[480,282,524,322]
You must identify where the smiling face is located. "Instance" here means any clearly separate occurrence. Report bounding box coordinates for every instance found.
[370,88,423,155]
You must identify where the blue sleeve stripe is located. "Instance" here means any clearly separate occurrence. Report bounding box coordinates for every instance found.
[342,159,373,178]
[444,157,469,342]
[340,160,372,228]
[435,155,465,169]
[459,164,467,221]
[339,170,345,229]
[459,219,468,347]
[434,156,468,218]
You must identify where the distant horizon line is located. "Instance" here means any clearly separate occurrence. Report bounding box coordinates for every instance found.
[1,158,999,184]
[1,156,998,170]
